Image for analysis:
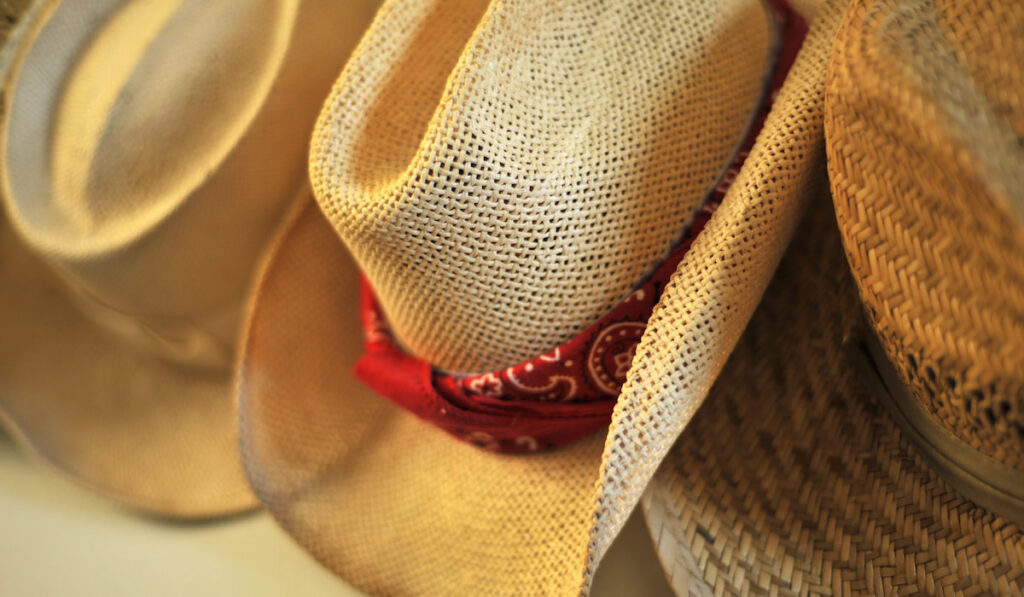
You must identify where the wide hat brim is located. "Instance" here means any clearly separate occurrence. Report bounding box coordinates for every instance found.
[240,202,614,594]
[642,196,1024,594]
[237,0,848,591]
[0,216,258,518]
[240,200,679,596]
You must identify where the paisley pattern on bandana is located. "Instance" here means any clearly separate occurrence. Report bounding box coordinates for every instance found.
[353,0,807,452]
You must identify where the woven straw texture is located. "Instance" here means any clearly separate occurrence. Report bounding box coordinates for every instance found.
[826,0,1024,470]
[243,199,682,597]
[310,0,774,374]
[0,0,378,517]
[643,196,1024,596]
[241,0,848,593]
[582,0,846,579]
[241,201,609,595]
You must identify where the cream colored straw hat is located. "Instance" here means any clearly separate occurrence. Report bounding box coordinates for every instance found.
[0,0,378,518]
[643,0,1024,593]
[239,0,849,592]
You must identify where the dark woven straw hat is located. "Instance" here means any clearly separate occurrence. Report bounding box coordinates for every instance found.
[643,0,1024,592]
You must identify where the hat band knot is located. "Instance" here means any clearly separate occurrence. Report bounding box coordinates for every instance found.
[351,0,807,452]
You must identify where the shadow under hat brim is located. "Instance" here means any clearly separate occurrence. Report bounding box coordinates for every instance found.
[0,218,258,519]
[642,197,1024,594]
[238,201,637,595]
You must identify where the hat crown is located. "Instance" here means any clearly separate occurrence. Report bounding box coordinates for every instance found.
[25,0,294,249]
[5,0,296,256]
[828,0,1024,470]
[2,0,358,360]
[312,0,776,374]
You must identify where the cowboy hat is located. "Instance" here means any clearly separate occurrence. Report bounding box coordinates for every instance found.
[238,0,850,592]
[643,0,1024,592]
[0,0,379,518]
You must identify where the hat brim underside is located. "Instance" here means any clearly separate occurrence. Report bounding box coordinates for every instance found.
[0,218,257,519]
[239,202,637,595]
[642,197,1024,594]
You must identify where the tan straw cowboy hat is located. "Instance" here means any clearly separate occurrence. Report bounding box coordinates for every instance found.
[238,0,852,592]
[643,0,1024,593]
[0,0,378,518]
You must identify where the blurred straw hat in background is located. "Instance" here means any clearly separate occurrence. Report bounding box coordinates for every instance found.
[0,0,380,518]
[643,0,1024,593]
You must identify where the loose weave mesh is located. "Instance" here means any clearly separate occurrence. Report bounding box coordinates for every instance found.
[642,196,1024,596]
[826,0,1024,469]
[241,0,847,593]
[310,0,774,373]
[582,0,845,583]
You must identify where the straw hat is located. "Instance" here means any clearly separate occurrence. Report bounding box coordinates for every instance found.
[642,0,1024,592]
[0,0,378,518]
[238,0,850,592]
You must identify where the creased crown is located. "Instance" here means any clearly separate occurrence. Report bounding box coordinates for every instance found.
[312,0,775,373]
[827,0,1024,468]
[1,0,371,358]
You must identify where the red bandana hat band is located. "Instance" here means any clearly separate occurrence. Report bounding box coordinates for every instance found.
[355,0,807,453]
